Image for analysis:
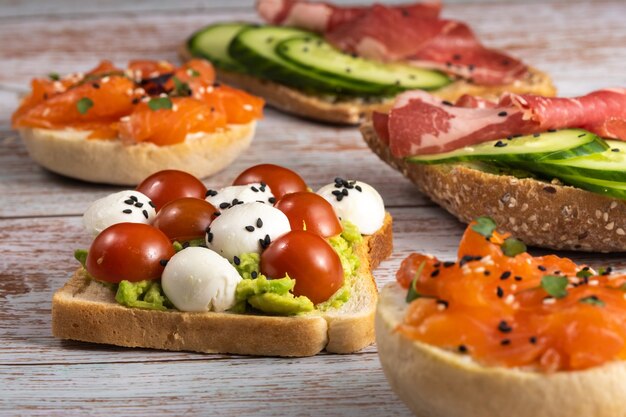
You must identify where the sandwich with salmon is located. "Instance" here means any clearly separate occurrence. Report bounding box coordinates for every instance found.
[361,87,626,252]
[52,165,393,356]
[182,0,555,124]
[377,218,626,417]
[12,59,264,185]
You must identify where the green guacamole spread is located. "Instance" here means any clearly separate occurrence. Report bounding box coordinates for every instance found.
[77,219,362,316]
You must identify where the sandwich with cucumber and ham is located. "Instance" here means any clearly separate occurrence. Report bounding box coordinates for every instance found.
[182,0,555,124]
[361,87,626,252]
[52,165,393,357]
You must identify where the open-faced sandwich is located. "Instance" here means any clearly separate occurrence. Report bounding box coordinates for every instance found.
[52,164,393,356]
[377,217,626,417]
[11,59,264,185]
[182,0,555,124]
[362,87,626,252]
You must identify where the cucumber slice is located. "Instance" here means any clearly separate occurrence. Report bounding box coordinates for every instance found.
[277,37,451,92]
[229,26,392,95]
[555,174,626,200]
[406,129,608,164]
[534,140,626,182]
[187,23,251,72]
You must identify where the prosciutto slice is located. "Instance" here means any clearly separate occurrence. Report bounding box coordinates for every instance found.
[257,0,526,85]
[373,88,626,157]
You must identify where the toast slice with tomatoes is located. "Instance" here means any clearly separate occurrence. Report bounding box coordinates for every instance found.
[51,213,392,357]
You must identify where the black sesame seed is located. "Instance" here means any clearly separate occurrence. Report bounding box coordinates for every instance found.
[529,336,537,344]
[213,212,221,217]
[122,209,132,214]
[498,320,513,333]
[206,189,218,197]
[219,202,230,209]
[577,133,586,138]
[207,232,213,243]
[332,190,342,196]
[148,201,155,208]
[355,185,362,192]
[500,339,511,346]
[130,195,138,201]
[251,186,259,192]
[341,188,349,196]
[442,100,453,106]
[336,194,344,202]
[132,97,140,104]
[159,259,168,267]
[506,135,513,140]
[430,269,440,278]
[232,198,240,205]
[543,186,557,194]
[264,234,271,245]
[459,255,481,267]
[443,261,455,268]
[135,202,143,208]
[496,286,504,298]
[268,197,276,204]
[538,265,547,271]
[182,241,190,249]
[256,218,263,228]
[533,133,540,138]
[259,238,266,248]
[484,270,491,276]
[245,225,255,232]
[458,344,468,353]
[612,148,620,152]
[434,262,441,267]
[233,256,241,265]
[497,111,508,117]
[547,129,557,133]
[205,226,211,233]
[251,271,258,279]
[494,141,507,148]
[92,82,100,89]
[124,199,134,205]
[500,271,512,280]
[602,267,613,275]
[142,210,149,219]
[334,177,344,184]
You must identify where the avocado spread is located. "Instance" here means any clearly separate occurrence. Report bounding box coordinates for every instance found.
[75,219,363,316]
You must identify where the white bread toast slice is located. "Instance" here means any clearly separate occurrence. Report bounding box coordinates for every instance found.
[376,282,626,417]
[52,213,393,357]
[360,121,626,252]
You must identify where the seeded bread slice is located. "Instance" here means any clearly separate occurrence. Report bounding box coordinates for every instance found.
[180,46,555,125]
[360,122,626,252]
[376,282,626,417]
[51,213,393,357]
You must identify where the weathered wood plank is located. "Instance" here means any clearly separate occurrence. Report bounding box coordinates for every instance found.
[0,354,412,417]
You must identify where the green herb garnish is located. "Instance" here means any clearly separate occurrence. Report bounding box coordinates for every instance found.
[48,72,60,81]
[579,295,605,307]
[576,268,593,279]
[501,238,527,257]
[471,216,497,239]
[406,261,426,303]
[148,96,173,111]
[76,97,93,114]
[74,249,88,268]
[541,275,569,299]
[172,76,192,97]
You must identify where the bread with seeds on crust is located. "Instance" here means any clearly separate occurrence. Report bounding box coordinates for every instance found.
[51,213,393,357]
[179,46,555,125]
[360,121,626,252]
[376,282,626,417]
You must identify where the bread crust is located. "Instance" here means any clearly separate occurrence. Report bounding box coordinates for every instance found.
[376,283,626,417]
[360,122,626,252]
[52,213,393,357]
[18,122,256,186]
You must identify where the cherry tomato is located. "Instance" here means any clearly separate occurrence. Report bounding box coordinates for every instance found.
[86,223,174,283]
[233,164,307,200]
[260,230,344,304]
[275,192,342,238]
[136,170,207,211]
[152,198,216,242]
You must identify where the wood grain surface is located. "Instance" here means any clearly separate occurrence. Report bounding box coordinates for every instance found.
[1,1,625,416]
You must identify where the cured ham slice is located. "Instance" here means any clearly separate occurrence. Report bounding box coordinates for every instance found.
[257,0,525,85]
[257,0,440,33]
[373,88,626,157]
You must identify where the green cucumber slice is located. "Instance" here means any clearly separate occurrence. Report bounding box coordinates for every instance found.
[406,129,608,164]
[187,23,251,72]
[229,26,392,95]
[555,174,626,200]
[535,140,626,182]
[276,37,451,93]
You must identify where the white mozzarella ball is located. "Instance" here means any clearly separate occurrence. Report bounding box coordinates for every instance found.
[317,179,385,235]
[161,247,241,312]
[206,202,291,261]
[82,190,156,236]
[205,183,275,212]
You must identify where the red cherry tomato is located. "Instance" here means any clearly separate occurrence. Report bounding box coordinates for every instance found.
[152,198,216,242]
[275,192,342,238]
[260,230,344,304]
[233,164,307,200]
[86,223,174,283]
[136,170,207,211]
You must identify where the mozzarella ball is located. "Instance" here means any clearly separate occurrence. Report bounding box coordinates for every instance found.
[206,202,291,261]
[205,183,275,212]
[161,247,241,312]
[83,190,156,236]
[317,179,385,235]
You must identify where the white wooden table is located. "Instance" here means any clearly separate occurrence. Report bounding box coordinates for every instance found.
[1,2,625,415]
